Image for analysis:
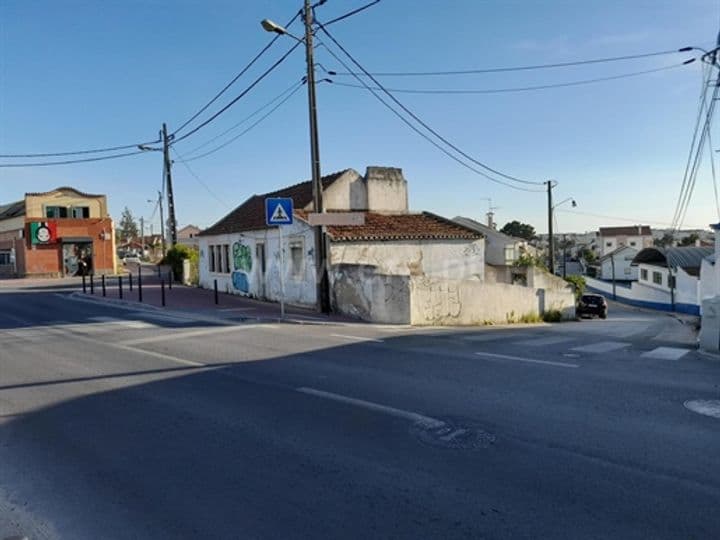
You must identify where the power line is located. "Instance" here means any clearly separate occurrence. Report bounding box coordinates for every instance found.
[316,38,542,192]
[170,41,303,145]
[182,81,306,163]
[707,113,720,219]
[315,23,544,187]
[179,80,305,157]
[0,139,160,158]
[328,47,692,77]
[327,62,693,95]
[556,208,703,228]
[171,147,231,209]
[0,150,145,168]
[172,10,302,136]
[320,0,381,26]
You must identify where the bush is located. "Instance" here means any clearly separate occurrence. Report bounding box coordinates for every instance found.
[564,275,586,300]
[161,244,199,284]
[542,309,563,322]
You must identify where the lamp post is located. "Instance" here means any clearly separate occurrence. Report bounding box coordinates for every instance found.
[262,2,330,313]
[549,195,577,276]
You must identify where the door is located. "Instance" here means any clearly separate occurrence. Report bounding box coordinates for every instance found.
[63,242,93,276]
[256,243,267,298]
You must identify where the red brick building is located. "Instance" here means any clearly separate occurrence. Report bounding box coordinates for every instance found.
[0,187,116,278]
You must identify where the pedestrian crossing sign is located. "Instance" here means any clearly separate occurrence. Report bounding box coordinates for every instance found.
[265,197,294,226]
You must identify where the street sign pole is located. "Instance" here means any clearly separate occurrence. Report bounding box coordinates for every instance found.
[279,225,285,319]
[266,197,294,319]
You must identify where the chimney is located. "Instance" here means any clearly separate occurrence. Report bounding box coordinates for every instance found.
[486,210,495,229]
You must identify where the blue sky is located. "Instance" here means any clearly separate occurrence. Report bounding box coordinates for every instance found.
[0,0,717,235]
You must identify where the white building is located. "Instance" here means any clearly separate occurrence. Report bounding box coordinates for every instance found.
[598,225,653,256]
[197,167,485,320]
[598,245,638,281]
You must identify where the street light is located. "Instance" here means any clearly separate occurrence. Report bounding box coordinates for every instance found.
[261,2,331,314]
[550,197,577,278]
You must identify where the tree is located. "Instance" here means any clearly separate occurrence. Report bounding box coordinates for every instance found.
[118,207,139,242]
[500,220,536,240]
[578,247,597,264]
[679,233,700,247]
[654,232,674,247]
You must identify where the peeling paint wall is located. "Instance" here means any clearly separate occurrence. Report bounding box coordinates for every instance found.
[330,239,485,281]
[409,277,576,325]
[199,221,317,307]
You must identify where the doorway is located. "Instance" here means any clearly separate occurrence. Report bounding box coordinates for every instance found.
[256,243,266,298]
[63,242,93,276]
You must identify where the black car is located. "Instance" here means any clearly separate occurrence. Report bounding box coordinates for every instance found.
[577,294,608,319]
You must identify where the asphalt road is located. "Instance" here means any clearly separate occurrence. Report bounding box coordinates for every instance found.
[0,284,718,539]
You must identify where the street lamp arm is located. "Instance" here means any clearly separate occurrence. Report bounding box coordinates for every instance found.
[553,197,577,210]
[261,19,305,43]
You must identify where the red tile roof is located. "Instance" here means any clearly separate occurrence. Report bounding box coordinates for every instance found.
[325,212,483,242]
[599,226,651,236]
[199,170,349,236]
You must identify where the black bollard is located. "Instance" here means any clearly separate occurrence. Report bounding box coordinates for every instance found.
[101,275,106,297]
[214,279,219,305]
[138,268,143,303]
[168,270,173,290]
[161,279,166,307]
[82,274,87,294]
[119,275,123,299]
[90,274,94,295]
[128,272,133,291]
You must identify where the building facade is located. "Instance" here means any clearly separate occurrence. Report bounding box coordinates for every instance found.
[0,187,116,278]
[599,246,639,281]
[598,225,653,256]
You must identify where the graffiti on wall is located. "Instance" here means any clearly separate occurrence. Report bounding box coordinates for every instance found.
[231,242,252,293]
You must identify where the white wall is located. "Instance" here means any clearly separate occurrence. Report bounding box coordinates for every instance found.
[637,264,670,291]
[600,252,638,281]
[700,258,719,300]
[676,267,700,307]
[199,221,317,307]
[317,170,367,211]
[365,168,408,212]
[600,235,652,255]
[329,238,485,281]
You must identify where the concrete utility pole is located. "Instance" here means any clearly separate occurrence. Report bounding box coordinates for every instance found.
[158,190,166,258]
[303,0,330,313]
[140,217,145,260]
[162,123,178,247]
[547,180,555,275]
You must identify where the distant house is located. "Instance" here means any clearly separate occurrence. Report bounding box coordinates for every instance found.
[178,225,201,248]
[598,245,638,281]
[452,216,536,283]
[598,225,652,256]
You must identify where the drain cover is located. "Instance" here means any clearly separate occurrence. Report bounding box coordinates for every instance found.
[411,418,495,450]
[684,399,720,419]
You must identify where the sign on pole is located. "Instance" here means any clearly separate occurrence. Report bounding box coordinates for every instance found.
[265,197,294,318]
[307,212,365,227]
[265,198,294,226]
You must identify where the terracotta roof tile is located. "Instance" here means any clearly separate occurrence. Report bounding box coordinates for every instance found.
[325,212,483,242]
[199,170,349,236]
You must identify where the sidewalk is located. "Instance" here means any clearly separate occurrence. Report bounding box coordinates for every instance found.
[70,277,357,325]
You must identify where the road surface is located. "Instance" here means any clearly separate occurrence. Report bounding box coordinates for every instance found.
[0,283,718,539]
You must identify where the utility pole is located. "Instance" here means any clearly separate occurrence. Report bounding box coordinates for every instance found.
[140,217,145,261]
[547,180,555,275]
[158,190,166,258]
[162,123,178,247]
[303,0,330,313]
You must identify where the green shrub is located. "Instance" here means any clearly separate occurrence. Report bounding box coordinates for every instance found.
[161,244,199,284]
[542,309,563,322]
[519,312,542,323]
[564,275,586,300]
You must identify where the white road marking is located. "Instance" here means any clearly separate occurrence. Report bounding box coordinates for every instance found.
[516,336,574,347]
[641,347,691,360]
[296,387,445,429]
[329,333,384,343]
[571,341,630,354]
[475,351,579,368]
[120,324,276,346]
[684,399,720,419]
[462,333,532,342]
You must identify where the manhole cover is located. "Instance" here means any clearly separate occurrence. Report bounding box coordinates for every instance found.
[411,418,495,450]
[684,399,720,419]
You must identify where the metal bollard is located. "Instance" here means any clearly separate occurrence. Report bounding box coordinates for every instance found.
[82,274,87,294]
[90,274,94,295]
[128,272,133,291]
[138,268,143,303]
[119,275,123,299]
[161,279,166,307]
[214,279,219,305]
[101,275,106,297]
[168,270,173,290]
[157,265,161,278]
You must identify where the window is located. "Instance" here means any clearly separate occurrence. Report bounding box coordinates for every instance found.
[223,244,230,273]
[256,243,266,274]
[624,267,631,276]
[71,206,90,218]
[0,250,11,265]
[652,271,663,285]
[669,275,676,289]
[214,245,222,273]
[45,205,67,218]
[290,240,304,279]
[504,246,515,263]
[629,241,636,247]
[606,241,612,247]
[209,245,216,272]
[641,268,648,280]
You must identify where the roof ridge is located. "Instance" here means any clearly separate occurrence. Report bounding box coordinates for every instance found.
[258,168,352,199]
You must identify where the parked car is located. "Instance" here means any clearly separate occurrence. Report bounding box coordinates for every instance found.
[577,293,608,319]
[122,256,141,266]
